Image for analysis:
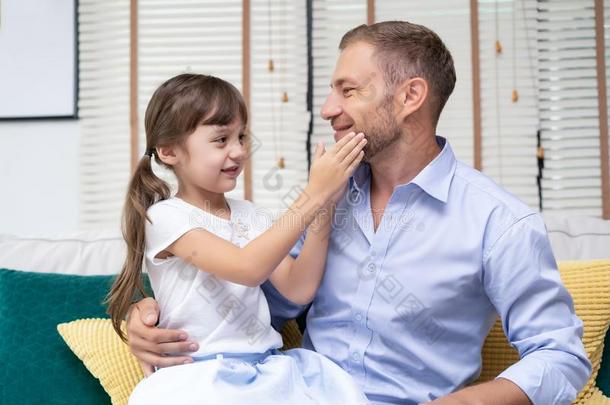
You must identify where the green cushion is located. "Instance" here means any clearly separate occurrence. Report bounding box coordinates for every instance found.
[0,268,151,405]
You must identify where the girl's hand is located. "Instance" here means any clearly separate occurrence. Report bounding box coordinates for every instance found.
[327,182,349,207]
[306,132,366,204]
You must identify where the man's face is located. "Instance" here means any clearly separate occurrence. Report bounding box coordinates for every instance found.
[321,41,402,162]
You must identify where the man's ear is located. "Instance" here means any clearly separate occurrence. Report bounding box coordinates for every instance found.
[156,145,180,166]
[394,77,429,122]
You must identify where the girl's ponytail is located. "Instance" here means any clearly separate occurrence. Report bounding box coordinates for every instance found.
[106,152,170,341]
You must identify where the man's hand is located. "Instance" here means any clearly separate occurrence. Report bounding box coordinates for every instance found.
[126,297,199,376]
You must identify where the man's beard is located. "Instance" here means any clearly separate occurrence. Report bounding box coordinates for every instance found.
[359,97,403,162]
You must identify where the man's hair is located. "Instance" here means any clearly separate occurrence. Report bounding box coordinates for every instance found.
[339,21,456,125]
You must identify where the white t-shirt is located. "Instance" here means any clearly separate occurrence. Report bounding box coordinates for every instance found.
[144,196,283,357]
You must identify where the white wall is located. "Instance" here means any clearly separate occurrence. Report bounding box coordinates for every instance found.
[0,120,80,236]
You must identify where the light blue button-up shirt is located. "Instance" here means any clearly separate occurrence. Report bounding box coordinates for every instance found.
[263,136,591,405]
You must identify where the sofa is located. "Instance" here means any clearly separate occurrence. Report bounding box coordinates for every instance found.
[0,214,609,404]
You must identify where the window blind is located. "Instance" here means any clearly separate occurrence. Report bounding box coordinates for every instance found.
[479,0,540,208]
[249,0,310,212]
[537,0,603,215]
[78,0,131,230]
[311,0,367,153]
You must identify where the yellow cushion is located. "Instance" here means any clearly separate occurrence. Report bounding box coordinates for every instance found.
[584,387,610,405]
[477,259,610,404]
[57,318,144,405]
[280,319,302,350]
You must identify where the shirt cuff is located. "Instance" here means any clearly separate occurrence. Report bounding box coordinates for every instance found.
[496,353,578,405]
[261,280,308,330]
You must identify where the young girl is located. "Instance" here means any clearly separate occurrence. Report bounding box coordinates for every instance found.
[106,73,369,404]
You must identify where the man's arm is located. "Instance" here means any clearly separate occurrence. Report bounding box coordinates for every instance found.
[424,378,530,405]
[434,213,591,405]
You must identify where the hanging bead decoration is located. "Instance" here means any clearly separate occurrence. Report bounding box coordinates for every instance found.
[494,0,502,55]
[511,0,518,103]
[267,0,285,169]
[495,40,503,54]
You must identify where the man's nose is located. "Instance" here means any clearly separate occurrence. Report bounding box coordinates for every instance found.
[320,93,342,121]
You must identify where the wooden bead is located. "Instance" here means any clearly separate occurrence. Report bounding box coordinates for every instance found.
[495,40,503,54]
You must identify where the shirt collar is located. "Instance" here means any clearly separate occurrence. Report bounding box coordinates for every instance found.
[349,161,371,194]
[409,136,456,203]
[348,136,457,204]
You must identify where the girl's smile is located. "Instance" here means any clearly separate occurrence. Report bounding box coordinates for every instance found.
[220,165,241,178]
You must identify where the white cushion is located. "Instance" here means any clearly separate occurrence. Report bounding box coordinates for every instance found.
[0,215,608,276]
[0,231,126,275]
[543,214,610,261]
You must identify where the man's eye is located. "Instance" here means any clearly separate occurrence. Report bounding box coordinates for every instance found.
[215,137,227,143]
[343,88,355,96]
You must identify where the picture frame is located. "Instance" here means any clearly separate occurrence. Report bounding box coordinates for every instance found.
[0,0,78,120]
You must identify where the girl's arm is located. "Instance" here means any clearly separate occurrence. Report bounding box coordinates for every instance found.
[165,133,365,288]
[268,205,334,305]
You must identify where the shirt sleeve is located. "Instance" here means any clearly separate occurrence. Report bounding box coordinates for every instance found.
[261,231,308,330]
[483,213,592,405]
[144,201,199,266]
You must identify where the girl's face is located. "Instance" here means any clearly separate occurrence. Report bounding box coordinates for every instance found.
[174,118,248,194]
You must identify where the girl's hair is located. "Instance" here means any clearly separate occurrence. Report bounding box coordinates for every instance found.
[105,73,248,341]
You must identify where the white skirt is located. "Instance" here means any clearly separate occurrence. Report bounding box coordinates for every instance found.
[129,348,369,404]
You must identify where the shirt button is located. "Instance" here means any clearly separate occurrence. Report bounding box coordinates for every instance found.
[352,352,360,361]
[367,263,376,272]
[355,313,362,322]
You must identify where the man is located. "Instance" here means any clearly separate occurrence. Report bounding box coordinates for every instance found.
[126,21,591,404]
